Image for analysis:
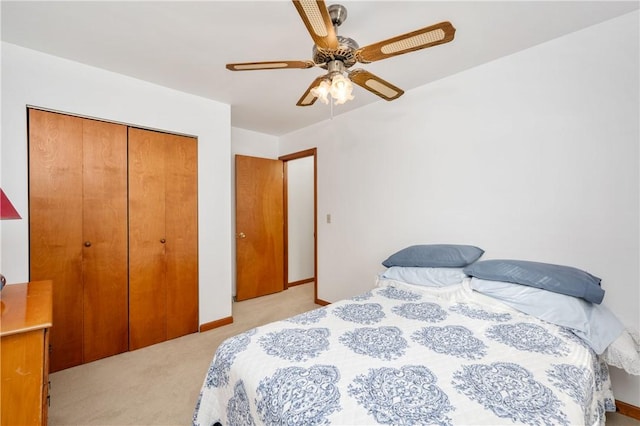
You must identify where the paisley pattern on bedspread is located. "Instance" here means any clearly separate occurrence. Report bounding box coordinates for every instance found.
[255,365,341,425]
[349,365,453,425]
[227,381,255,426]
[412,325,487,359]
[339,326,407,360]
[259,328,330,361]
[285,308,327,325]
[392,302,448,322]
[452,362,568,426]
[377,286,422,301]
[193,281,615,426]
[351,291,374,301]
[204,329,255,388]
[547,364,594,425]
[548,363,593,406]
[333,303,385,324]
[486,323,570,356]
[450,302,512,322]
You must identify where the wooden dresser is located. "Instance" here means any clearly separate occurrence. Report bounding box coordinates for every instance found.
[1,280,52,426]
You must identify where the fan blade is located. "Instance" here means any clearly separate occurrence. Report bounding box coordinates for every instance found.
[355,21,455,63]
[226,60,315,71]
[292,0,338,50]
[349,69,404,101]
[297,75,326,107]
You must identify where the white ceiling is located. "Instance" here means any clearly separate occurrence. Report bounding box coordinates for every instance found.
[2,1,638,136]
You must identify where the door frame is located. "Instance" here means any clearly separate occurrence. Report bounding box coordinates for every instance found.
[278,148,319,303]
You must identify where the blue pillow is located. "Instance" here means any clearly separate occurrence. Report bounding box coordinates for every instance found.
[382,244,484,268]
[463,259,604,304]
[470,278,623,354]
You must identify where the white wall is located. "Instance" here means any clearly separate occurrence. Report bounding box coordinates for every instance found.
[0,42,233,326]
[287,156,315,282]
[280,12,639,405]
[231,127,279,159]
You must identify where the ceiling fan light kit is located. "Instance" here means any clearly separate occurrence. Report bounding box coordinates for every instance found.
[226,0,456,107]
[310,59,354,105]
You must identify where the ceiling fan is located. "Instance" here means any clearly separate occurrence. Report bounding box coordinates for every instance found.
[226,0,456,107]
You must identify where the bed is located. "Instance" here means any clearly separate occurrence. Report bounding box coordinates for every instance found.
[193,245,635,426]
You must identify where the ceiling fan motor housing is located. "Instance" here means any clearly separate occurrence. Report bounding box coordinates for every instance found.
[313,4,358,69]
[313,35,359,69]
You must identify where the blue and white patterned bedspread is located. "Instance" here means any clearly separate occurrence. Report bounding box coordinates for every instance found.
[193,280,615,425]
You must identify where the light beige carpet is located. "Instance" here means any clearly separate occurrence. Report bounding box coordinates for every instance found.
[49,283,319,425]
[49,282,639,425]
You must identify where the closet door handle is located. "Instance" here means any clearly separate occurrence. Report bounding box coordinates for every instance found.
[160,238,166,244]
[84,241,92,247]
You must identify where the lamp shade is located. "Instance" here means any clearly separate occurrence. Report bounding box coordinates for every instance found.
[0,189,21,220]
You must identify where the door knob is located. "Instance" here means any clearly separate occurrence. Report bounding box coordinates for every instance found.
[237,232,246,239]
[84,241,92,247]
[160,238,166,244]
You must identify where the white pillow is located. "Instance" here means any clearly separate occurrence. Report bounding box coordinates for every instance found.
[470,278,624,354]
[380,267,467,287]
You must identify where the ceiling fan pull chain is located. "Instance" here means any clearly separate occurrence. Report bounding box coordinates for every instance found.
[330,96,334,119]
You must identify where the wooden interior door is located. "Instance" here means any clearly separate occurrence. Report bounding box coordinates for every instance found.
[235,155,284,301]
[81,119,128,362]
[128,128,167,350]
[29,109,84,372]
[165,133,199,339]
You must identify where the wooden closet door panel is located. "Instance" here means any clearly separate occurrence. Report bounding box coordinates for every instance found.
[82,119,129,362]
[128,128,167,350]
[165,134,198,339]
[28,109,84,372]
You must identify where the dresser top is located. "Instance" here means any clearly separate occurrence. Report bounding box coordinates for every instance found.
[1,281,52,337]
